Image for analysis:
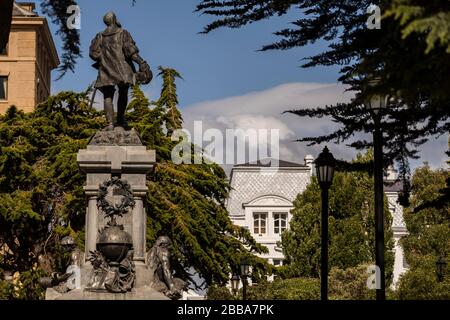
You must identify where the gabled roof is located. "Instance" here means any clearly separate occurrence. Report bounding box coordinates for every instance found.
[13,2,37,17]
[235,158,308,168]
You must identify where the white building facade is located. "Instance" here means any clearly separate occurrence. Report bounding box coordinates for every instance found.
[227,158,313,266]
[385,179,409,287]
[227,157,408,287]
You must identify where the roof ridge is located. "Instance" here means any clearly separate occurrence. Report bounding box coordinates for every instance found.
[235,158,308,168]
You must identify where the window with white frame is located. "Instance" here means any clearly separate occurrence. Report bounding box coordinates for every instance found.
[253,212,267,235]
[0,76,7,100]
[273,212,288,234]
[273,259,284,266]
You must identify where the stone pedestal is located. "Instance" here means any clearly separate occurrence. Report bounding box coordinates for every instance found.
[47,286,167,300]
[46,128,167,300]
[77,143,155,263]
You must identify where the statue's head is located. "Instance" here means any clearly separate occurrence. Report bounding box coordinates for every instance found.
[61,236,75,246]
[61,236,76,251]
[155,236,172,249]
[103,11,121,28]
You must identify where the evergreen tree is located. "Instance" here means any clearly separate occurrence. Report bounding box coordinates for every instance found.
[135,68,270,286]
[0,68,269,299]
[0,0,83,78]
[40,0,82,79]
[280,152,394,286]
[196,0,450,200]
[387,0,450,54]
[156,66,183,135]
[396,162,450,299]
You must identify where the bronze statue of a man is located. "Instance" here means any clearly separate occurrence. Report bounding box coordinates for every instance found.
[90,12,152,130]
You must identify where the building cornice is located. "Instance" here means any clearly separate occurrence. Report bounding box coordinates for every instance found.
[11,16,60,69]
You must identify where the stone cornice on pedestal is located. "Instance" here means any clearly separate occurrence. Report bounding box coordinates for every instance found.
[83,185,148,197]
[77,145,156,174]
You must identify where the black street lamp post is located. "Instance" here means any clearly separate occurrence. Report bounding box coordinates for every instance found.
[436,256,447,283]
[364,77,388,300]
[315,146,336,301]
[240,258,250,301]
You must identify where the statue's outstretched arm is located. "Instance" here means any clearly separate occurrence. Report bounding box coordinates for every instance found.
[131,53,145,65]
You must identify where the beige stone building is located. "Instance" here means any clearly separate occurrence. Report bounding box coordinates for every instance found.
[0,2,59,113]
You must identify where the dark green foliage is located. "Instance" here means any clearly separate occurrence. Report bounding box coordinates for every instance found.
[208,278,320,300]
[40,0,82,79]
[0,92,103,277]
[387,0,450,54]
[196,0,450,200]
[0,68,269,298]
[395,256,450,300]
[240,278,320,300]
[0,270,46,300]
[206,284,235,300]
[396,163,450,299]
[280,152,394,285]
[329,264,376,300]
[156,67,183,135]
[255,278,320,300]
[411,139,450,213]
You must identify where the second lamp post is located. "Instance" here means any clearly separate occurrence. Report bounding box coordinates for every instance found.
[364,78,388,300]
[240,258,250,300]
[315,146,336,301]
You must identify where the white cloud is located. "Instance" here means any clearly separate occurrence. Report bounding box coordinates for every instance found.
[181,82,448,172]
[182,82,355,166]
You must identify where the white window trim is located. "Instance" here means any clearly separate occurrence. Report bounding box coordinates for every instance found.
[273,212,288,235]
[253,212,268,236]
[249,208,292,238]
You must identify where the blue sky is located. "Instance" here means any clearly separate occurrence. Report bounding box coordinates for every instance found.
[45,0,340,104]
[38,0,448,169]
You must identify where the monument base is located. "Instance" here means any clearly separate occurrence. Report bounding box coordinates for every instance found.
[46,128,171,300]
[46,286,169,300]
[45,259,169,300]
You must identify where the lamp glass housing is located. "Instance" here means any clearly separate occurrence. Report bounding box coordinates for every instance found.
[364,78,387,115]
[240,258,250,277]
[231,274,240,292]
[315,147,336,187]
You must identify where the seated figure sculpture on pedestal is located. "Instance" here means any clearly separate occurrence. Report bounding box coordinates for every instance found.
[39,236,84,294]
[147,236,187,300]
[89,11,152,130]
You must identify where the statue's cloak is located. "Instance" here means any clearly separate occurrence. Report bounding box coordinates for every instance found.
[89,26,139,88]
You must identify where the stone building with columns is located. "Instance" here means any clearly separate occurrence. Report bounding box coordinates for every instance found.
[226,157,408,287]
[0,2,59,114]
